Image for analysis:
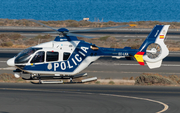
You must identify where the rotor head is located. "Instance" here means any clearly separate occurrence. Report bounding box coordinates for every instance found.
[57,28,69,32]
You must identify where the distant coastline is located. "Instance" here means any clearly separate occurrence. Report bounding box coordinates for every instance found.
[1,19,180,29]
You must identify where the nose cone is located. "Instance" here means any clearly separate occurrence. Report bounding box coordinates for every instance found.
[7,57,15,66]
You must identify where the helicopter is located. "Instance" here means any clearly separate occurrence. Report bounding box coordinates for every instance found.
[7,20,170,83]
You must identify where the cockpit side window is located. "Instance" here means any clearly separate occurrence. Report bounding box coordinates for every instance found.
[15,47,42,64]
[46,52,59,62]
[30,51,45,63]
[63,52,71,60]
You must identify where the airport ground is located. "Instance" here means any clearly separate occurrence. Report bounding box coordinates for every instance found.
[0,83,179,113]
[0,27,180,113]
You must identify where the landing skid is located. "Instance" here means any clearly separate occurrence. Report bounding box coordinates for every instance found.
[30,81,84,84]
[23,73,97,84]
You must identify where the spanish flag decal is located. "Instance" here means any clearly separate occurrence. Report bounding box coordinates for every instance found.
[134,52,145,65]
[159,35,164,39]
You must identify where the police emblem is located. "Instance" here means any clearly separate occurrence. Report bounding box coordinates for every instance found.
[47,63,52,70]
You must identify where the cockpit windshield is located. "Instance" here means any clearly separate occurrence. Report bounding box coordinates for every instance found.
[15,47,42,64]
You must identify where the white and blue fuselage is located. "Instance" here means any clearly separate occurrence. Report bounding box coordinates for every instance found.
[7,25,170,77]
[11,36,138,76]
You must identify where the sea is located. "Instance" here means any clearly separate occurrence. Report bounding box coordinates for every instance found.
[0,0,180,22]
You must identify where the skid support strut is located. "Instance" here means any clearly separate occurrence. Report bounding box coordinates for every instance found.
[38,74,42,84]
[70,77,73,83]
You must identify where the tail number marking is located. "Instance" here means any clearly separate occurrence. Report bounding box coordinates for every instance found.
[118,52,129,56]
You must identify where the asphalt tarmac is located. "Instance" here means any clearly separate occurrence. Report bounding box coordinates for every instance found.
[0,83,179,113]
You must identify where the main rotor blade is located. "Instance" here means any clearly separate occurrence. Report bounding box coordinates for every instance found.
[70,24,135,33]
[67,33,94,38]
[28,19,59,33]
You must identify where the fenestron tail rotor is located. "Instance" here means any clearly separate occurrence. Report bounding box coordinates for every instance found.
[146,43,162,59]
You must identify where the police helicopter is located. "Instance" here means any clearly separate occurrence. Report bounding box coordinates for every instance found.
[7,20,170,83]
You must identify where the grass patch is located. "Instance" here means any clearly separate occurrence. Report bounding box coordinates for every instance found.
[99,36,110,41]
[129,77,134,80]
[135,73,178,85]
[109,81,115,85]
[2,19,180,29]
[1,41,13,47]
[95,81,100,84]
[0,33,25,40]
[0,73,26,83]
[34,34,53,40]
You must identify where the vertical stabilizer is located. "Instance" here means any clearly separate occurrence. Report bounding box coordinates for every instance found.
[135,25,170,69]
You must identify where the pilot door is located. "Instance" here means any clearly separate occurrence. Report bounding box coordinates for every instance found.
[30,51,46,71]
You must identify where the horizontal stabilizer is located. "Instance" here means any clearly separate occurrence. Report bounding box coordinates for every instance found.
[146,60,162,69]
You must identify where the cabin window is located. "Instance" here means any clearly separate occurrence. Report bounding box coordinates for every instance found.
[46,52,59,62]
[63,52,71,60]
[30,51,45,63]
[15,47,42,64]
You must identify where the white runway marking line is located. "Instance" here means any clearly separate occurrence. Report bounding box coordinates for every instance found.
[169,52,180,55]
[0,67,16,70]
[99,93,169,113]
[94,63,180,67]
[162,64,180,66]
[0,61,6,62]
